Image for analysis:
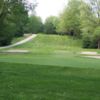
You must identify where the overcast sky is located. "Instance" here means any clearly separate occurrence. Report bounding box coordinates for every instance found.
[28,0,67,21]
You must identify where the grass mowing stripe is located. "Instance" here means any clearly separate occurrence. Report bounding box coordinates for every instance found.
[0,62,100,100]
[0,54,100,69]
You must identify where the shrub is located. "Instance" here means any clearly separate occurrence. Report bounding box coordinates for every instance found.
[93,27,100,49]
[82,32,98,49]
[82,33,92,48]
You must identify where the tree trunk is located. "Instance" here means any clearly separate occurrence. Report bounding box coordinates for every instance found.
[98,40,100,49]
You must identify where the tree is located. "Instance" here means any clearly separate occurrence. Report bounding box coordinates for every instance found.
[0,0,36,46]
[57,0,81,37]
[44,16,58,34]
[10,0,29,37]
[93,27,100,49]
[0,0,16,46]
[80,0,97,33]
[80,0,100,48]
[82,32,98,48]
[27,15,43,33]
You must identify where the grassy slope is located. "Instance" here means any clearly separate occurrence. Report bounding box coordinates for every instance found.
[0,34,100,100]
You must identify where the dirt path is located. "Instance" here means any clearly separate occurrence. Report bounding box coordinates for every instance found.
[80,51,100,59]
[80,52,97,55]
[0,34,37,50]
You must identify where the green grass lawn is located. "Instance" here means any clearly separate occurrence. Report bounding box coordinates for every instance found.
[0,34,100,100]
[0,62,100,100]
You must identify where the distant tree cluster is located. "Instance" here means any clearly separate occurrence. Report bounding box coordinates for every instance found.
[26,15,43,33]
[44,16,59,34]
[59,0,100,49]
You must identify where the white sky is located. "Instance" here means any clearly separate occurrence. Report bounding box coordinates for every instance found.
[28,0,67,22]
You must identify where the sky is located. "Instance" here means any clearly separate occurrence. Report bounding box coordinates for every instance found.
[28,0,67,22]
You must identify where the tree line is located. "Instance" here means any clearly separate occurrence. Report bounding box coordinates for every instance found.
[1,0,100,49]
[0,0,37,46]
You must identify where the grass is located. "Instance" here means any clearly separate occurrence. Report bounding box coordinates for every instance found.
[13,34,82,51]
[0,62,100,100]
[0,34,100,69]
[0,34,100,100]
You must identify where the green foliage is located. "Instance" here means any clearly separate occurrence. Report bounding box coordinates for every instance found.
[44,16,58,34]
[80,0,96,34]
[27,15,43,33]
[0,23,15,46]
[0,0,35,46]
[82,32,98,48]
[93,27,100,41]
[11,0,29,37]
[0,0,16,46]
[80,0,100,48]
[93,27,100,48]
[56,0,100,48]
[57,0,81,37]
[82,33,91,48]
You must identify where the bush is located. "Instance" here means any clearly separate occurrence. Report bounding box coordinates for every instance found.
[82,33,91,48]
[89,38,98,48]
[93,27,100,49]
[0,22,15,46]
[82,33,97,48]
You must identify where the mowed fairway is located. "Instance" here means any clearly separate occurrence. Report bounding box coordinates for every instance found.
[0,34,100,100]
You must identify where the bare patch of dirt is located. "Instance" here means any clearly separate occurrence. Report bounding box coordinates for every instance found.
[85,56,100,59]
[1,49,29,53]
[80,51,100,59]
[80,52,97,55]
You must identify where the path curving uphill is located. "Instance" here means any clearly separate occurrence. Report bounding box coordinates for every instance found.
[0,34,37,50]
